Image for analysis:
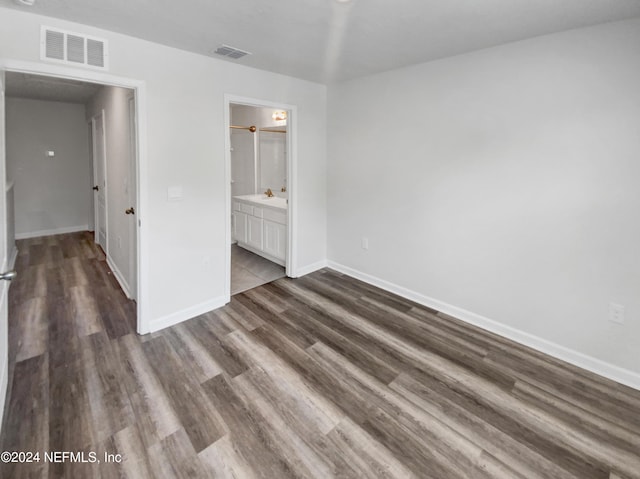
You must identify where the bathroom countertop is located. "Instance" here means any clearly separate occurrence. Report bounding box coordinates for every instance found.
[233,194,287,210]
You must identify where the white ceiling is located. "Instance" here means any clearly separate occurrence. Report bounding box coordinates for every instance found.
[2,0,640,83]
[5,71,103,103]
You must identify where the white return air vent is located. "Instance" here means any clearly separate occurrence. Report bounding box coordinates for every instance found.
[41,26,109,70]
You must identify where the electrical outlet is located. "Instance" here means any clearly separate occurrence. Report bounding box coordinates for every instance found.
[117,236,122,249]
[361,237,369,250]
[608,302,625,324]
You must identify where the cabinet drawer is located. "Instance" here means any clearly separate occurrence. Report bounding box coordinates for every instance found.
[239,203,253,215]
[263,208,286,224]
[252,207,263,218]
[233,202,241,212]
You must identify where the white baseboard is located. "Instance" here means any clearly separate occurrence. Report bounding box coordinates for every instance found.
[327,261,640,391]
[15,224,88,240]
[106,255,131,299]
[146,296,228,334]
[294,259,328,278]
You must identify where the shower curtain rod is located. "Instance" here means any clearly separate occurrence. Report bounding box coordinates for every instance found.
[230,125,286,133]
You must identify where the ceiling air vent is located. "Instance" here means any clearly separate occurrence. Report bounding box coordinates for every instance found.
[41,26,109,70]
[213,44,251,60]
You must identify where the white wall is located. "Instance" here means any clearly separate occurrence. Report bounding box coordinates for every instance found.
[0,8,327,331]
[328,18,640,379]
[6,97,90,238]
[86,85,134,294]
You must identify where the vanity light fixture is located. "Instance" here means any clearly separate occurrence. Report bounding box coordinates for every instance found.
[272,110,287,122]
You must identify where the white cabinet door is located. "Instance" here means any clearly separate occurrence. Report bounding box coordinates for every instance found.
[263,220,286,261]
[234,211,248,244]
[247,216,263,250]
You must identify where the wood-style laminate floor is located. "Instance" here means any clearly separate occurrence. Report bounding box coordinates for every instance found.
[1,232,640,478]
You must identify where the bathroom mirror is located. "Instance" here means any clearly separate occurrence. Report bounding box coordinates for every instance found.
[259,127,287,193]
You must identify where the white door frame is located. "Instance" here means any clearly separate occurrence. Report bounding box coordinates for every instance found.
[0,59,149,334]
[224,94,298,300]
[91,110,108,252]
[86,119,95,233]
[0,70,9,431]
[127,93,138,301]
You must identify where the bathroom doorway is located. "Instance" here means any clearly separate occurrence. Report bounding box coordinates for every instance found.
[224,97,296,297]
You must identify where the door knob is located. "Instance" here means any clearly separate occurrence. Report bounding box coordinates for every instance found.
[0,271,17,281]
[125,207,135,215]
[93,185,99,191]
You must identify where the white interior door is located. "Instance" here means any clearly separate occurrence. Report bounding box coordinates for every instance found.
[92,111,107,250]
[127,96,138,300]
[0,70,12,429]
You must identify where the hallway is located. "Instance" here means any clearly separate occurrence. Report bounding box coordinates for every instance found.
[0,231,137,477]
[8,231,136,361]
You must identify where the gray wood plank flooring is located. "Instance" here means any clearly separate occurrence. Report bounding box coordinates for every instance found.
[1,232,639,478]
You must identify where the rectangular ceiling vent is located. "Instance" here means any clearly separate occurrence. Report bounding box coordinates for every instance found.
[41,26,109,70]
[213,44,251,60]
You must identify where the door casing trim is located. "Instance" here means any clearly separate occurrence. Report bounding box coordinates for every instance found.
[224,94,298,302]
[0,58,148,334]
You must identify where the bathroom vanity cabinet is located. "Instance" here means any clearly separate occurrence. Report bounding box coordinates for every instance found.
[233,195,287,266]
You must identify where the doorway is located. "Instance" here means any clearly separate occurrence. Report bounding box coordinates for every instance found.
[5,73,138,303]
[0,61,145,333]
[224,96,297,298]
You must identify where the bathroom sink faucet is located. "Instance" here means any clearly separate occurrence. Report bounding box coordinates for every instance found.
[264,188,274,197]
